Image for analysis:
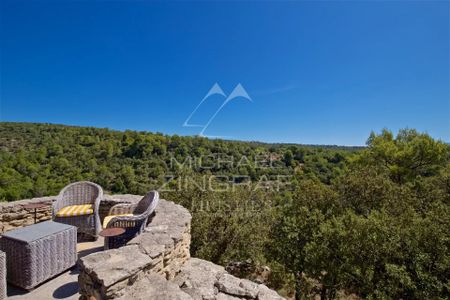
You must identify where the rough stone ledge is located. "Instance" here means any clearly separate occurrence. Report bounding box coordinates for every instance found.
[79,245,153,288]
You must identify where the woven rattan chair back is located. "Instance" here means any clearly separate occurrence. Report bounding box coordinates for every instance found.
[61,181,101,205]
[134,190,159,216]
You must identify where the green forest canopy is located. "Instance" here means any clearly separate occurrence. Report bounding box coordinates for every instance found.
[0,122,358,200]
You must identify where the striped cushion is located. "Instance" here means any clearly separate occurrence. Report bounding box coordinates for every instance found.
[103,214,133,228]
[56,204,93,217]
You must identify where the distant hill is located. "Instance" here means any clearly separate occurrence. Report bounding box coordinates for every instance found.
[0,122,363,150]
[0,122,354,201]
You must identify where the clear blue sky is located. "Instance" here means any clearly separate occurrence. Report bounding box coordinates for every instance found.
[1,1,449,145]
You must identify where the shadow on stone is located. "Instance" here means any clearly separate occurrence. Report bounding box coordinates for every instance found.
[78,245,103,258]
[52,281,79,299]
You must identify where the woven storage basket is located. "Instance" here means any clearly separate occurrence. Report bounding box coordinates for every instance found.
[0,221,77,290]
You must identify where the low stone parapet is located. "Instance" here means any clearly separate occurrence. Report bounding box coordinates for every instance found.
[0,196,54,233]
[78,197,192,299]
[0,194,141,233]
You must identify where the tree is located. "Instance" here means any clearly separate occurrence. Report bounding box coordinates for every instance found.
[333,167,395,216]
[304,208,450,299]
[283,150,295,167]
[357,129,449,183]
[269,180,337,299]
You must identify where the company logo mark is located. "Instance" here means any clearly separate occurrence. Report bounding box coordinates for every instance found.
[183,83,252,138]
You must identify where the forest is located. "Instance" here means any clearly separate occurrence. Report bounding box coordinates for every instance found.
[0,122,449,299]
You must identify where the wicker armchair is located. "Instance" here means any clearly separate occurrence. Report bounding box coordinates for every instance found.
[104,191,159,249]
[52,181,103,240]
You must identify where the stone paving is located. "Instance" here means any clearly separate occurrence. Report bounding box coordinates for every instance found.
[7,238,104,300]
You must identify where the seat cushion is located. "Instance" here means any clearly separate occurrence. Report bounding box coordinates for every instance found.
[103,214,133,228]
[56,204,94,217]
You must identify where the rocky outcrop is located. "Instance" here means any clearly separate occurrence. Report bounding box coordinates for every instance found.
[116,273,192,300]
[173,258,226,299]
[174,258,284,300]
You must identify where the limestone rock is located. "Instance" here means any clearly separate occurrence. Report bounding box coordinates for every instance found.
[216,293,242,300]
[174,258,226,300]
[79,245,153,288]
[174,258,285,300]
[257,284,285,300]
[215,273,260,299]
[116,273,192,300]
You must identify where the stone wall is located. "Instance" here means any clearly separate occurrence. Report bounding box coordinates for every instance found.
[78,196,192,299]
[0,194,138,234]
[0,196,54,233]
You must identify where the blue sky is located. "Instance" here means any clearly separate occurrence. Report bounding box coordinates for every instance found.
[1,1,449,146]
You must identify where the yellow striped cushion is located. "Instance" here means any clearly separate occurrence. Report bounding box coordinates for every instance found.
[103,214,133,228]
[56,204,93,217]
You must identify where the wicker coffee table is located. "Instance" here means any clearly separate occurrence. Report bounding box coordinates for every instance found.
[0,221,77,290]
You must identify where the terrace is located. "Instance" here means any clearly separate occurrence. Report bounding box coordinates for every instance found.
[0,193,284,300]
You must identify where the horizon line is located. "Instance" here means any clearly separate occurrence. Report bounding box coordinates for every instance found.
[0,120,373,148]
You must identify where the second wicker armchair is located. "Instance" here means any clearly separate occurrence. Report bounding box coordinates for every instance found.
[103,191,159,249]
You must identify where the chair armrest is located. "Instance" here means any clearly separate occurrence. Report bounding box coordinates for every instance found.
[108,203,136,215]
[52,201,61,219]
[52,192,67,218]
[106,214,146,229]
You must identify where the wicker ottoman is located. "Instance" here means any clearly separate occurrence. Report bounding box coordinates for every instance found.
[0,251,6,300]
[0,221,77,290]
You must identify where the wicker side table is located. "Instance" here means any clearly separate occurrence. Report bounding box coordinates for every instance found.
[99,227,126,250]
[0,251,6,300]
[0,221,77,290]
